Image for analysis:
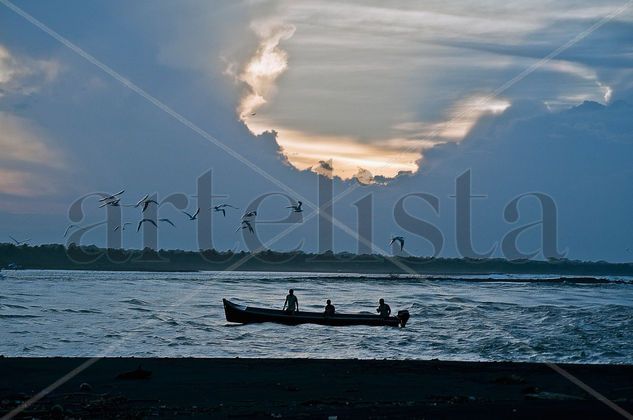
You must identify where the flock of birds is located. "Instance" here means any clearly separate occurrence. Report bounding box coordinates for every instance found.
[59,190,306,240]
[7,190,407,252]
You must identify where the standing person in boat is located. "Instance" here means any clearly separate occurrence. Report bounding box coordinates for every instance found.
[324,299,335,316]
[376,298,391,318]
[283,289,299,314]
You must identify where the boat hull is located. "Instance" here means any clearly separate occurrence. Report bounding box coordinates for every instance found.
[223,299,409,327]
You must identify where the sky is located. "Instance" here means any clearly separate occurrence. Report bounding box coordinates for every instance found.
[1,0,632,261]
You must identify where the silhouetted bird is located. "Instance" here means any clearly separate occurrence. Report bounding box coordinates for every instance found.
[137,219,157,231]
[390,236,405,251]
[135,195,158,212]
[287,201,303,212]
[98,198,132,209]
[242,211,257,219]
[212,204,239,217]
[183,208,200,221]
[99,190,125,202]
[159,218,175,227]
[236,220,254,233]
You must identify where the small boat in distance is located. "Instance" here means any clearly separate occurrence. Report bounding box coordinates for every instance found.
[223,299,410,327]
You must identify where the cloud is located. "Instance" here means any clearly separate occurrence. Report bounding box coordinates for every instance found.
[131,1,632,182]
[237,21,295,121]
[409,99,633,260]
[0,44,60,97]
[354,167,374,185]
[393,96,511,142]
[1,1,631,257]
[0,112,65,197]
[221,1,632,182]
[312,159,333,177]
[272,128,421,179]
[0,45,65,199]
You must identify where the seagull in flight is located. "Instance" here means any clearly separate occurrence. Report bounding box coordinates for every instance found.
[212,204,239,217]
[63,224,79,237]
[114,223,132,232]
[9,235,30,246]
[137,219,157,231]
[98,198,118,208]
[159,218,176,227]
[236,220,254,233]
[287,201,303,213]
[183,208,200,221]
[98,198,132,209]
[242,210,257,219]
[135,195,159,212]
[99,190,125,202]
[390,236,405,251]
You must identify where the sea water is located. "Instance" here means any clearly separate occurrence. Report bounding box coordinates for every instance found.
[1,270,632,363]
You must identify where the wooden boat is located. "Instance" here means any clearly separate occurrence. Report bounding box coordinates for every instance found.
[223,299,410,327]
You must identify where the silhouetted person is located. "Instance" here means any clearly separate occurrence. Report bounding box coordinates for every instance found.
[324,299,335,316]
[377,298,391,318]
[283,289,299,314]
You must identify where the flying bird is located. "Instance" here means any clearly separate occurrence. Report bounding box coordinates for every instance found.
[114,223,132,232]
[212,204,239,217]
[287,201,303,213]
[135,195,158,212]
[159,218,176,227]
[142,200,158,212]
[137,219,158,231]
[135,194,149,204]
[98,198,132,208]
[242,210,257,219]
[8,235,30,246]
[99,190,125,202]
[390,236,405,251]
[236,220,254,233]
[63,224,79,238]
[183,208,200,221]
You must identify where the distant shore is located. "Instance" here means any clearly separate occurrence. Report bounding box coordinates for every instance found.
[1,358,631,418]
[2,243,633,277]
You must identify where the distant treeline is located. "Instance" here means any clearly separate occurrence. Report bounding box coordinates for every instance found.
[1,243,632,276]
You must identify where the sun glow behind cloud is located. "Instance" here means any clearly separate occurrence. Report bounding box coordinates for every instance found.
[232,1,621,183]
[237,22,295,120]
[235,21,498,182]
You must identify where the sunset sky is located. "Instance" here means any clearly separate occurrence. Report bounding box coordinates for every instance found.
[1,0,632,260]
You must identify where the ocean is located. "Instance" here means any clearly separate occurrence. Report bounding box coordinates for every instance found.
[1,270,632,363]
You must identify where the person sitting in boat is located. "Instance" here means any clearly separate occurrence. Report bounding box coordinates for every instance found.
[324,299,335,316]
[376,298,391,318]
[283,289,299,314]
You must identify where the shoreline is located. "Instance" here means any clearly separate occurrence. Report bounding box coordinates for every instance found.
[3,267,632,284]
[2,357,632,418]
[3,244,633,277]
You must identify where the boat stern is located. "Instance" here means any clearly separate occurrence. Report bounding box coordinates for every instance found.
[397,310,410,327]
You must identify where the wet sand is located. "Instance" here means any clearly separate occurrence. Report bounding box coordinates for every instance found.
[1,358,632,419]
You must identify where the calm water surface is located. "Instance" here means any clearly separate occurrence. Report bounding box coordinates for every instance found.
[1,270,632,363]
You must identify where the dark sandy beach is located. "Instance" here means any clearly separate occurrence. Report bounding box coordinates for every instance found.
[1,358,632,419]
